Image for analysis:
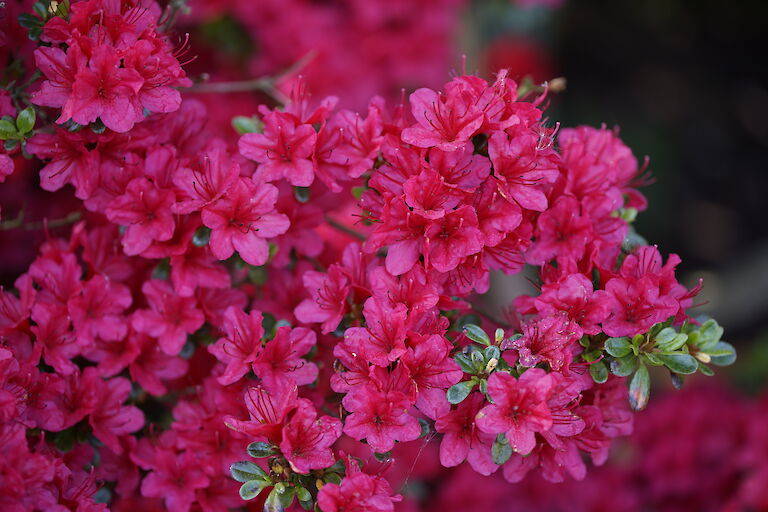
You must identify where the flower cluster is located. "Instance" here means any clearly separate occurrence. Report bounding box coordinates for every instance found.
[0,1,737,511]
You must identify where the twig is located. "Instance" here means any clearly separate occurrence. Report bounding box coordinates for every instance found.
[325,216,366,242]
[187,50,318,103]
[0,210,81,231]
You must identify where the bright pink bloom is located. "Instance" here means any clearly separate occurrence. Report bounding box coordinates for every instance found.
[317,471,401,512]
[506,314,581,372]
[424,205,484,272]
[88,373,145,454]
[208,307,264,386]
[527,195,593,265]
[140,450,210,512]
[280,399,342,474]
[172,144,239,215]
[401,88,483,151]
[343,298,408,367]
[132,279,205,355]
[401,334,463,420]
[435,393,497,475]
[475,369,554,455]
[224,380,298,443]
[201,179,289,266]
[239,110,318,186]
[67,274,132,345]
[251,326,318,387]
[106,178,176,256]
[601,276,678,337]
[294,266,350,334]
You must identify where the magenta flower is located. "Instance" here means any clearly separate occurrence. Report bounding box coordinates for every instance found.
[224,380,299,444]
[424,205,484,272]
[401,88,483,151]
[475,369,554,455]
[239,110,318,186]
[208,307,265,386]
[507,314,581,372]
[67,274,132,345]
[400,334,463,420]
[294,266,350,334]
[140,449,210,512]
[343,298,408,367]
[106,178,176,256]
[435,393,498,475]
[88,373,145,454]
[317,471,401,512]
[172,144,239,215]
[201,179,290,266]
[526,195,593,266]
[280,399,342,474]
[251,325,318,387]
[131,279,205,356]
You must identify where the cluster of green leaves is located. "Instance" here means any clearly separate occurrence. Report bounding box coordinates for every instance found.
[0,107,35,151]
[18,0,69,40]
[230,441,346,511]
[446,324,521,405]
[593,317,735,410]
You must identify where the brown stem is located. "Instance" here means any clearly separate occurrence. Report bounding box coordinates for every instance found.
[325,216,366,242]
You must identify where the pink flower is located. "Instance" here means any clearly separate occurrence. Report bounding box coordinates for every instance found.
[601,276,678,337]
[251,325,318,387]
[342,383,421,453]
[172,144,239,215]
[280,399,342,474]
[294,266,350,334]
[317,469,401,512]
[132,279,205,355]
[526,195,593,266]
[106,178,176,256]
[208,307,264,386]
[239,110,318,186]
[223,380,298,444]
[67,274,132,345]
[343,298,408,367]
[401,88,483,151]
[88,373,145,454]
[507,314,581,372]
[424,205,484,272]
[140,449,210,512]
[400,334,463,420]
[69,45,144,132]
[201,179,289,266]
[435,393,497,475]
[475,369,554,455]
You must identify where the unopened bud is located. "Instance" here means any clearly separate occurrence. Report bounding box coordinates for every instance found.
[694,352,711,364]
[548,77,567,93]
[316,479,324,491]
[485,358,498,373]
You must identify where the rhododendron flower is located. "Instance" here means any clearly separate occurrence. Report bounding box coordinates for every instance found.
[401,87,483,151]
[208,307,265,386]
[476,369,554,455]
[251,325,318,387]
[224,381,299,443]
[201,179,290,266]
[435,393,498,475]
[280,399,342,474]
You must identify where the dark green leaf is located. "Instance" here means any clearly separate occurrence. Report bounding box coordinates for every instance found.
[697,361,715,376]
[463,324,490,346]
[629,363,650,411]
[696,319,723,349]
[454,353,475,373]
[231,461,268,483]
[296,486,311,502]
[294,186,311,203]
[247,441,277,458]
[656,353,698,375]
[492,433,513,464]
[610,354,638,377]
[18,13,43,29]
[589,360,608,383]
[605,337,632,358]
[484,345,500,362]
[418,418,431,439]
[16,107,35,134]
[239,479,269,500]
[373,451,391,462]
[0,119,16,140]
[708,341,736,366]
[264,486,286,512]
[447,380,476,404]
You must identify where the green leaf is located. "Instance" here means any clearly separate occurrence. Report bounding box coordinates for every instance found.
[18,13,43,29]
[463,324,490,346]
[232,115,262,134]
[294,186,311,203]
[264,486,288,512]
[610,354,638,377]
[446,380,476,404]
[492,433,513,465]
[16,107,36,134]
[656,353,698,375]
[696,319,724,349]
[351,186,366,200]
[494,328,505,343]
[231,461,269,483]
[589,360,608,383]
[0,119,17,140]
[655,328,688,352]
[247,441,277,458]
[239,479,269,500]
[295,486,311,502]
[605,337,632,358]
[484,345,500,362]
[373,451,391,462]
[708,341,736,366]
[418,418,431,439]
[324,473,342,484]
[454,353,476,373]
[629,363,650,411]
[697,361,715,376]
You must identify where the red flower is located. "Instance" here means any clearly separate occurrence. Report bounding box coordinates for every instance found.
[279,399,342,474]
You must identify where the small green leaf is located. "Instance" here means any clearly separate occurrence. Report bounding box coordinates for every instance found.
[492,433,513,464]
[0,119,17,140]
[232,115,262,134]
[373,451,391,462]
[16,107,36,134]
[454,353,476,373]
[351,186,366,200]
[418,418,431,438]
[605,337,632,358]
[239,479,269,500]
[192,226,211,246]
[697,361,715,376]
[231,461,268,483]
[629,363,650,411]
[494,328,505,343]
[610,354,638,377]
[294,186,311,203]
[656,353,698,375]
[247,441,277,458]
[708,341,736,366]
[484,345,500,362]
[296,486,311,502]
[589,360,608,383]
[324,473,342,484]
[264,486,288,512]
[447,380,476,404]
[463,324,490,346]
[696,319,723,349]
